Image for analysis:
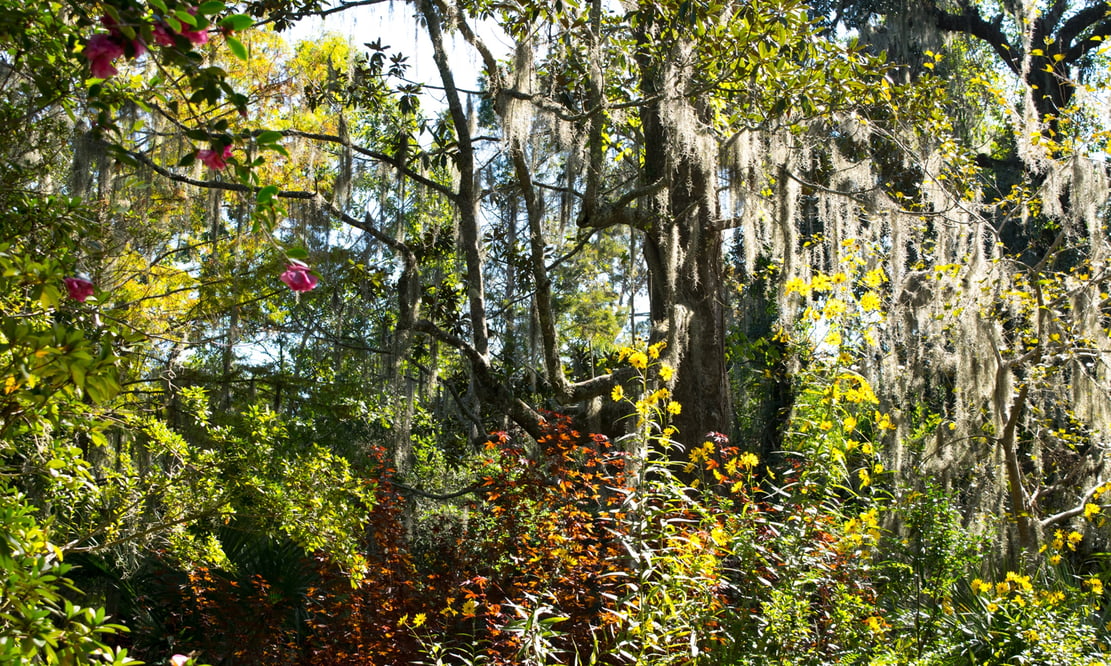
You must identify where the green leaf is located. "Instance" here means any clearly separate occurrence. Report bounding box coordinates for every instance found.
[256,130,284,145]
[198,1,226,15]
[70,364,86,389]
[257,185,279,204]
[174,9,198,26]
[286,247,309,260]
[226,35,248,61]
[219,14,254,32]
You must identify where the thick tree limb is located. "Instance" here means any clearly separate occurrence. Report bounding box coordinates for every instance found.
[389,479,483,501]
[929,2,1020,74]
[1040,478,1107,528]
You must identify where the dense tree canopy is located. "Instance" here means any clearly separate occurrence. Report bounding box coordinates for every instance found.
[2,0,1111,664]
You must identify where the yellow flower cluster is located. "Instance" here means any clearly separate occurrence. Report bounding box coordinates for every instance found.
[833,374,880,405]
[738,452,759,469]
[1051,529,1084,551]
[1086,577,1104,596]
[397,612,427,628]
[689,440,715,464]
[843,508,881,548]
[863,615,889,634]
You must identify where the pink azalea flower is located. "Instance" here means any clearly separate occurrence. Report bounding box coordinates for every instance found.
[170,655,190,666]
[63,277,95,302]
[98,15,145,58]
[85,33,124,78]
[196,145,233,170]
[179,8,209,45]
[179,26,209,45]
[280,261,318,293]
[153,22,176,47]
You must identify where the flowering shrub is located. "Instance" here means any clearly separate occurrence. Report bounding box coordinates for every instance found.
[81,6,223,80]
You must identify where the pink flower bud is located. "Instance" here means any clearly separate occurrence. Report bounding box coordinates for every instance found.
[63,277,95,302]
[280,261,318,293]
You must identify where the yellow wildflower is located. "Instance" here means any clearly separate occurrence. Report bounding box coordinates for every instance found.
[860,291,882,312]
[1006,571,1033,593]
[1068,531,1083,551]
[823,298,847,317]
[831,272,848,285]
[628,351,648,369]
[785,277,810,296]
[812,273,832,292]
[648,341,666,359]
[611,385,624,401]
[1085,577,1104,596]
[666,401,682,415]
[658,364,675,381]
[738,452,759,469]
[825,330,843,347]
[875,411,896,430]
[412,612,427,628]
[864,267,888,287]
[843,415,858,432]
[1084,503,1101,520]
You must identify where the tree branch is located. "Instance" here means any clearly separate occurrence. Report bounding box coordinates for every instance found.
[930,2,1021,75]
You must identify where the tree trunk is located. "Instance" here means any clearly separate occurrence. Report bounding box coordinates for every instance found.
[636,26,731,447]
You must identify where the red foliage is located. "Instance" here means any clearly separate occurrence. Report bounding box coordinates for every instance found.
[130,417,877,664]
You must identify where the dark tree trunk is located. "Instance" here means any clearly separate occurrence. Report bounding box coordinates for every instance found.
[636,29,731,448]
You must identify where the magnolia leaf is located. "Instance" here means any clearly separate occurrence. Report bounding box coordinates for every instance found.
[174,9,198,26]
[257,185,279,204]
[198,1,226,15]
[219,14,254,32]
[226,36,248,61]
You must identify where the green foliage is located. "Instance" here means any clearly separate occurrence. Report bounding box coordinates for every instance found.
[0,488,138,665]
